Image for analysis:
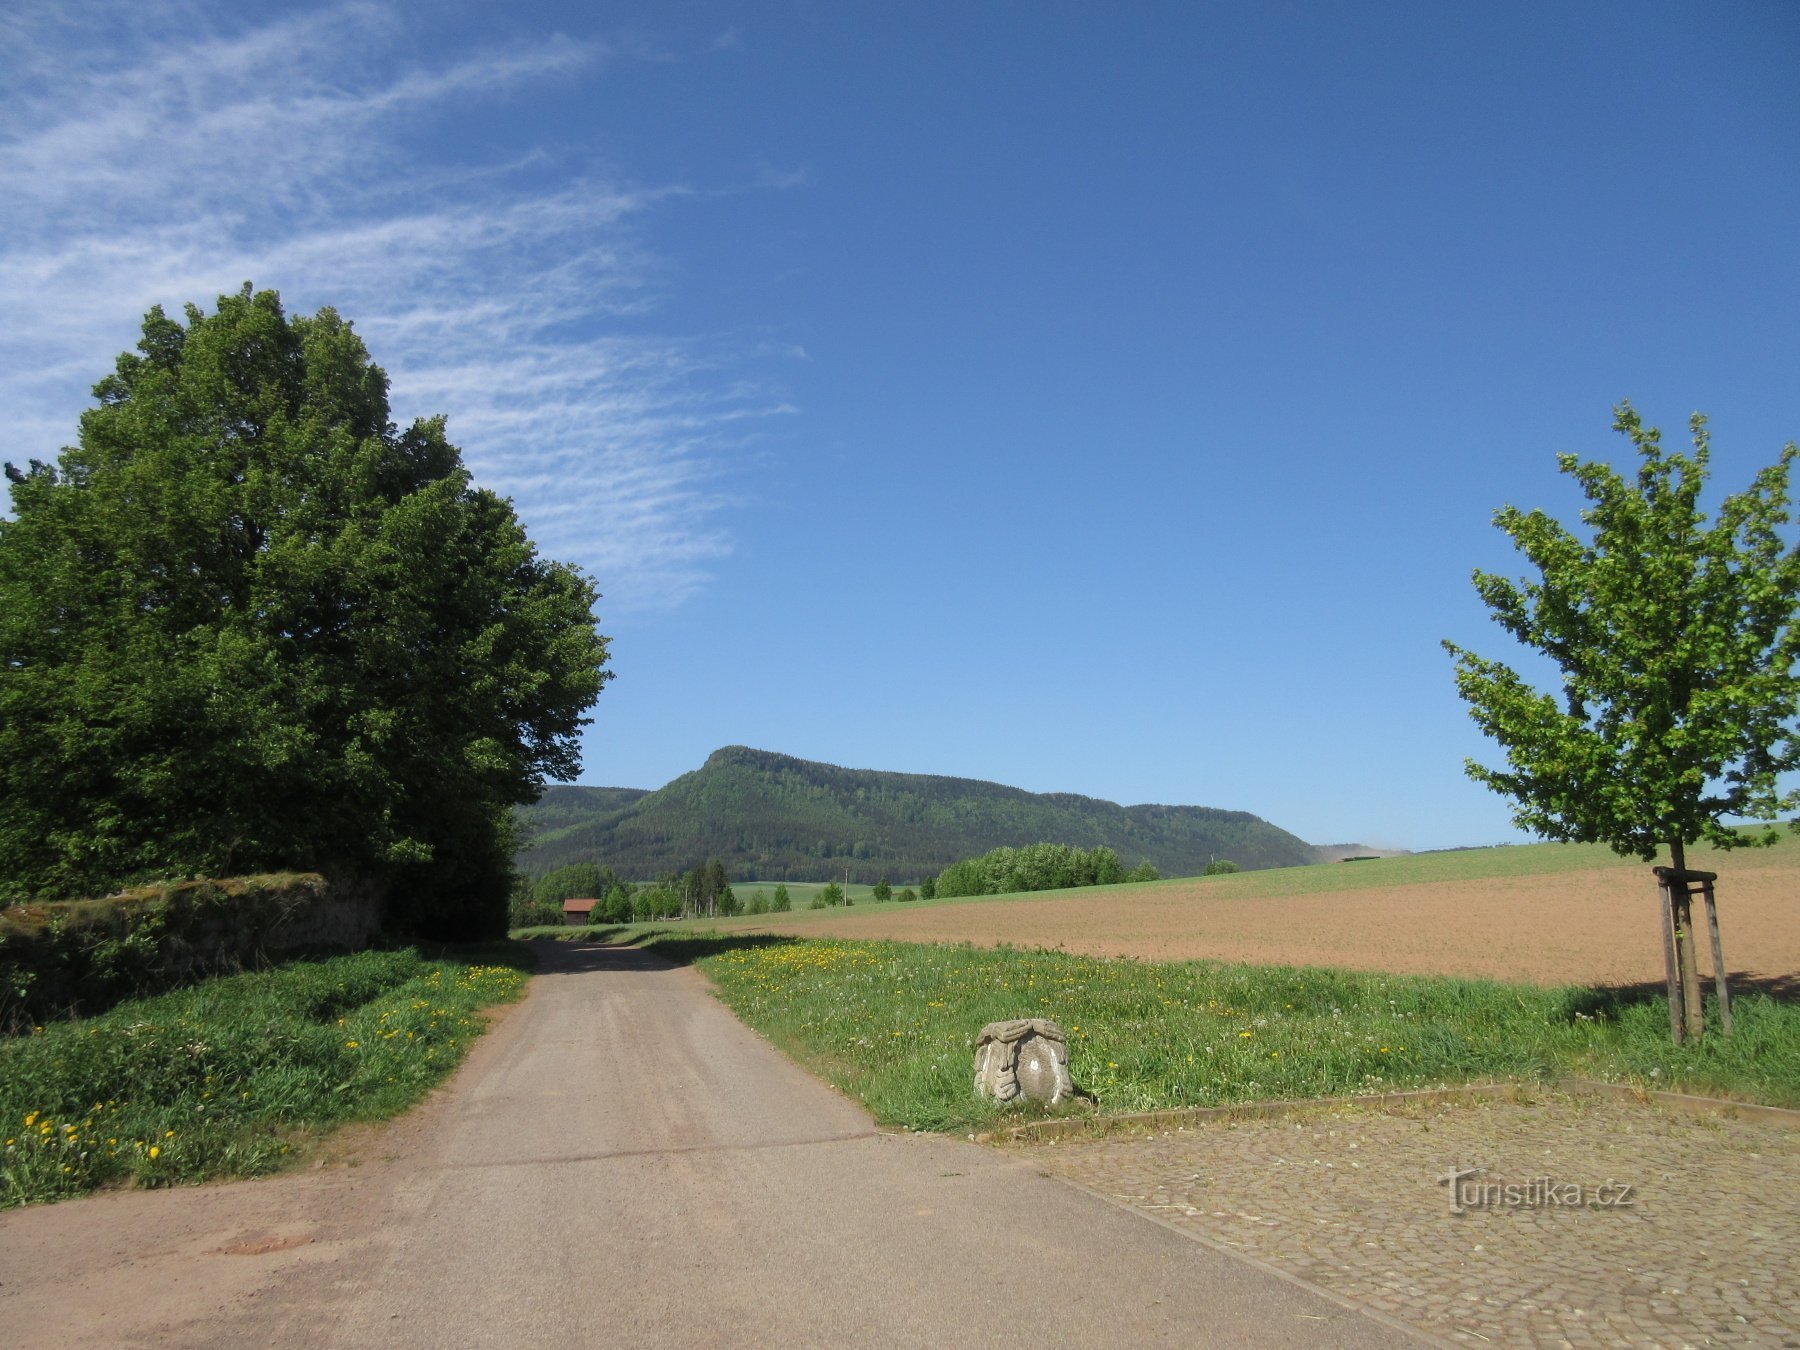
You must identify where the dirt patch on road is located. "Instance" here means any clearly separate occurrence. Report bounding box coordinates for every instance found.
[714,865,1800,988]
[0,998,526,1348]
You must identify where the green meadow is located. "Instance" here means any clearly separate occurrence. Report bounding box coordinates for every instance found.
[592,930,1800,1132]
[1,944,530,1209]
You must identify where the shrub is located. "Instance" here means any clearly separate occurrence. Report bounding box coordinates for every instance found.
[600,885,633,924]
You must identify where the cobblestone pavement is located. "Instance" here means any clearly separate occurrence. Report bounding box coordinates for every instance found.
[1011,1092,1800,1348]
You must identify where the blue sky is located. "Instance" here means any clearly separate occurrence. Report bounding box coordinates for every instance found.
[4,2,1798,850]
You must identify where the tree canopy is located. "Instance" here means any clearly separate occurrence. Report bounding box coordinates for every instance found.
[1445,404,1800,869]
[0,285,611,935]
[932,842,1134,898]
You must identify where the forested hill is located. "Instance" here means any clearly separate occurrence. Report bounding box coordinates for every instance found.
[515,746,1318,882]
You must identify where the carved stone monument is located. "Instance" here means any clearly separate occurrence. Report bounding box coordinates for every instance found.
[973,1018,1076,1105]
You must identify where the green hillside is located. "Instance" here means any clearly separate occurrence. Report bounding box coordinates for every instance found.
[518,786,653,854]
[515,746,1317,882]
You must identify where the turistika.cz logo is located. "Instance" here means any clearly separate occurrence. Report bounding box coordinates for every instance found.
[1439,1165,1636,1215]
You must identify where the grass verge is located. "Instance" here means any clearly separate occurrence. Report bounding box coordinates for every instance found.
[606,932,1799,1133]
[1,942,530,1209]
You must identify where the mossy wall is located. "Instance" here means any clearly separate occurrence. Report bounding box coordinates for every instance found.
[0,873,382,1030]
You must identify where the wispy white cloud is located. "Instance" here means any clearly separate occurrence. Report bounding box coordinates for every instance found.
[0,0,788,610]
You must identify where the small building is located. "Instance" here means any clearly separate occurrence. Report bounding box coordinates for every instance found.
[562,897,599,926]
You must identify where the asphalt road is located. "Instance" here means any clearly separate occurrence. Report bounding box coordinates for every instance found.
[0,939,1422,1347]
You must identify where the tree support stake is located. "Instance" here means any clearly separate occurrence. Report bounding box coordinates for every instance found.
[1652,867,1731,1043]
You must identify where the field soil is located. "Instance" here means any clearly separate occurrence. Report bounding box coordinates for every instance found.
[713,854,1800,988]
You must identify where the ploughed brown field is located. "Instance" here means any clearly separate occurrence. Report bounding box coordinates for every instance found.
[715,840,1800,988]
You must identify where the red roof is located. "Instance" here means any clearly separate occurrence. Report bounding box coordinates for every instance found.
[562,897,598,914]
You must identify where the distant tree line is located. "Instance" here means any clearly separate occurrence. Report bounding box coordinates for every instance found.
[509,842,1162,930]
[930,843,1159,900]
[511,858,794,928]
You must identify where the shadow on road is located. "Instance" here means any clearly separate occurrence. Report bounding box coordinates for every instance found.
[525,928,798,976]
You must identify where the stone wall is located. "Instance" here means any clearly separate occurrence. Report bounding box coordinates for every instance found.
[0,872,385,1029]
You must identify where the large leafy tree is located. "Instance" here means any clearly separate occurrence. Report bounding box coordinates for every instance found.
[1445,403,1800,872]
[0,285,611,936]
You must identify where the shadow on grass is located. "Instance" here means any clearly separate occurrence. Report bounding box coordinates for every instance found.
[413,937,538,973]
[1561,970,1800,1022]
[523,925,798,975]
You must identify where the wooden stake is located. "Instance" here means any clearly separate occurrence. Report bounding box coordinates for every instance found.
[1656,870,1684,1044]
[1702,878,1734,1035]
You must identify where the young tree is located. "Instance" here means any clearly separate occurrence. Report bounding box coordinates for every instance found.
[920,876,936,900]
[818,880,845,907]
[771,882,792,912]
[508,873,562,929]
[896,887,918,903]
[872,876,892,904]
[600,884,633,925]
[0,286,611,935]
[1445,404,1800,872]
[703,858,731,911]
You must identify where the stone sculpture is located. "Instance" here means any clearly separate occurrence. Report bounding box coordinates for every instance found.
[973,1018,1077,1105]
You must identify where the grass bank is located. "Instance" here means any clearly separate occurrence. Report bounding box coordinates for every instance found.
[621,934,1798,1132]
[1,943,530,1208]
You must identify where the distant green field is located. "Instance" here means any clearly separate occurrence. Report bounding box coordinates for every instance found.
[732,880,883,907]
[513,835,1797,940]
[708,832,1798,919]
[1159,830,1798,901]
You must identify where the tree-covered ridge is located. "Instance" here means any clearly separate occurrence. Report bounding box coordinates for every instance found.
[523,787,652,851]
[515,745,1317,881]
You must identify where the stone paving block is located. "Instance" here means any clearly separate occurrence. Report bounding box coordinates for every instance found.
[1011,1091,1799,1347]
